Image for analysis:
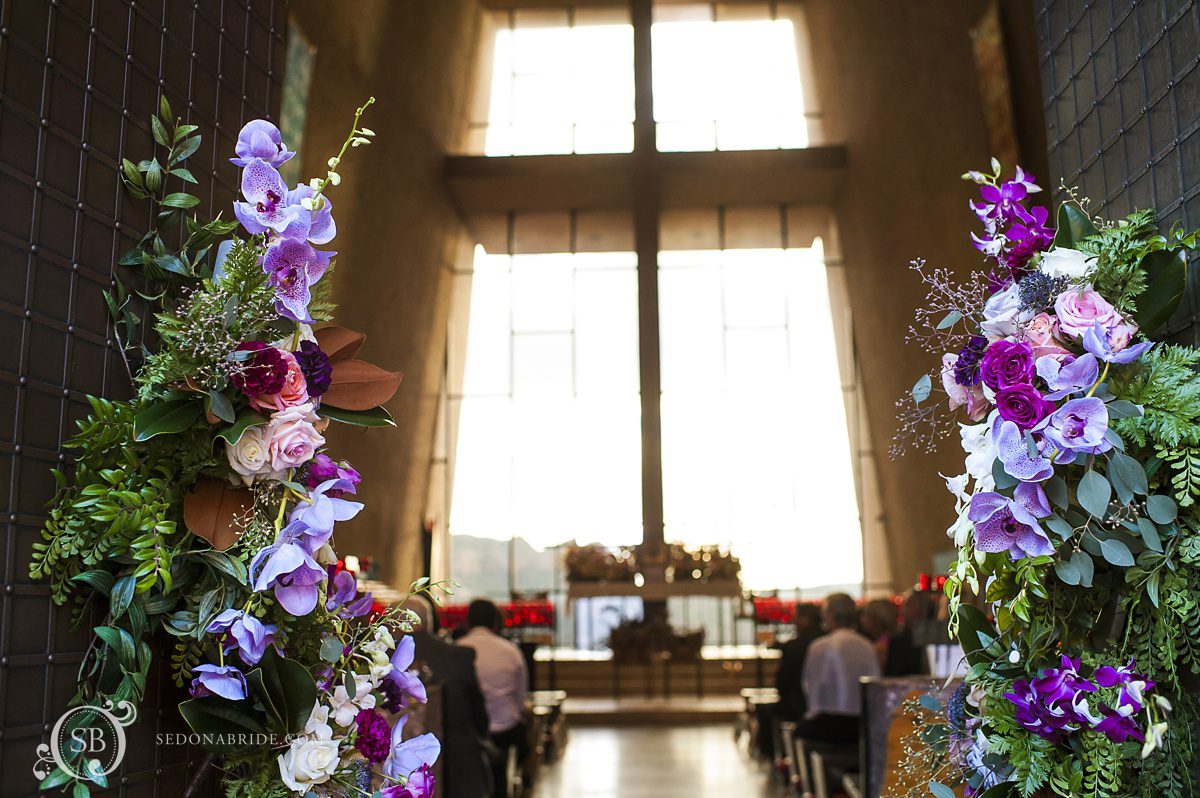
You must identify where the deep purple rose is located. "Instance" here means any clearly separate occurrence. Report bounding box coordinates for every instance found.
[354,708,393,764]
[980,339,1035,391]
[295,340,333,397]
[229,341,289,397]
[995,383,1055,430]
[953,335,988,387]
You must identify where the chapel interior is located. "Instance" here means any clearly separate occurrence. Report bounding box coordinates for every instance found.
[2,0,1195,797]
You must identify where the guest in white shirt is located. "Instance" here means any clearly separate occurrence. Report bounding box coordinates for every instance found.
[795,592,881,745]
[458,599,528,797]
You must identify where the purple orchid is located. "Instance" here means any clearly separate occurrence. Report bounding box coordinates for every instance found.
[1004,656,1101,742]
[234,160,302,236]
[249,538,327,616]
[287,477,364,554]
[382,715,441,783]
[1034,397,1112,463]
[1092,662,1154,743]
[205,609,279,665]
[230,120,295,168]
[993,417,1054,482]
[285,184,337,245]
[262,238,334,324]
[1036,353,1099,400]
[326,568,374,618]
[1007,204,1054,249]
[386,635,429,705]
[382,765,436,798]
[968,482,1054,560]
[189,663,247,700]
[304,454,361,495]
[1082,321,1154,365]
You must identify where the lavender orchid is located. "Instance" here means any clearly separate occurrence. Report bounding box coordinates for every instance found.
[235,159,303,236]
[968,482,1054,560]
[189,663,248,700]
[1036,353,1099,400]
[992,417,1054,482]
[326,568,374,618]
[262,237,334,323]
[230,119,295,168]
[287,477,364,554]
[249,537,328,616]
[386,635,429,705]
[205,609,279,665]
[1082,321,1154,365]
[382,715,441,783]
[1034,397,1112,462]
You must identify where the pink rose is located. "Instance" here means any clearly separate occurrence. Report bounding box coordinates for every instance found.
[1021,313,1072,360]
[1053,286,1127,339]
[266,403,325,472]
[941,353,989,421]
[250,350,310,413]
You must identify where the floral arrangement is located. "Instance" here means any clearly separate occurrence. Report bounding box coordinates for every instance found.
[893,160,1200,798]
[30,98,445,798]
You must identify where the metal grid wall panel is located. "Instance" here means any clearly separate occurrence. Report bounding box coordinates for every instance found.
[1037,0,1200,343]
[0,0,284,795]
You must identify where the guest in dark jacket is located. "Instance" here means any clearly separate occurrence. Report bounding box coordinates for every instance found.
[775,602,823,720]
[884,591,935,676]
[404,595,491,798]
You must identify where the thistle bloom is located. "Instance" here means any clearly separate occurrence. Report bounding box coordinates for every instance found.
[1034,397,1112,462]
[230,120,295,168]
[262,238,334,324]
[382,715,441,783]
[249,537,327,616]
[205,609,279,665]
[968,483,1054,560]
[189,663,247,700]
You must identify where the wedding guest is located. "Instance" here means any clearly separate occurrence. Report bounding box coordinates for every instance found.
[458,598,529,798]
[884,591,935,676]
[795,593,880,745]
[755,602,823,759]
[403,595,491,798]
[859,598,899,671]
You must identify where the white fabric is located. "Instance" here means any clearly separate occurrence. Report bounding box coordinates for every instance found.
[802,628,881,717]
[458,627,528,733]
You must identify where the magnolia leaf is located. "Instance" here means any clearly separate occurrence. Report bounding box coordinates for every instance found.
[134,398,202,441]
[318,404,396,427]
[911,374,932,405]
[1052,202,1098,248]
[183,477,253,550]
[1134,248,1187,335]
[215,411,268,445]
[178,697,266,754]
[314,326,367,361]
[1078,470,1111,519]
[321,359,404,411]
[1105,399,1142,419]
[1100,538,1135,567]
[1146,494,1178,524]
[246,650,319,735]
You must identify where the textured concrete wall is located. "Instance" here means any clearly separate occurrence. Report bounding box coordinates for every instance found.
[288,1,483,586]
[804,1,1037,588]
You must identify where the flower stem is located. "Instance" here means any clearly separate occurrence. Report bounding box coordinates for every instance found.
[1086,362,1110,397]
[312,97,376,203]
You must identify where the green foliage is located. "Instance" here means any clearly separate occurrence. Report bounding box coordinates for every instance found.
[307,259,337,322]
[1079,733,1125,798]
[1111,345,1200,449]
[1083,209,1158,316]
[1154,445,1200,507]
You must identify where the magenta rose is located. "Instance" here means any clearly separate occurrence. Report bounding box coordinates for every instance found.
[995,384,1055,430]
[980,340,1036,391]
[1053,286,1128,339]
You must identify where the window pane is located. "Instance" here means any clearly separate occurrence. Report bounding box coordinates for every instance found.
[659,247,862,592]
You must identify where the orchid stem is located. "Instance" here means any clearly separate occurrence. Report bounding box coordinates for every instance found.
[1086,362,1110,398]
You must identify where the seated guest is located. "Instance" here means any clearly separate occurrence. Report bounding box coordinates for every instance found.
[458,599,528,798]
[884,591,935,676]
[755,602,823,759]
[403,596,491,798]
[795,593,881,745]
[859,598,899,672]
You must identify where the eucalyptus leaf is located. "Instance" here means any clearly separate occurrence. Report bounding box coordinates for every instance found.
[1054,558,1082,586]
[1100,538,1135,567]
[1137,518,1163,553]
[205,390,236,424]
[1078,470,1112,519]
[319,636,344,664]
[1146,494,1178,524]
[1105,399,1143,419]
[1044,476,1068,510]
[992,458,1018,491]
[937,311,962,330]
[1072,550,1094,587]
[929,782,956,798]
[912,374,932,405]
[1108,452,1148,497]
[1046,515,1074,539]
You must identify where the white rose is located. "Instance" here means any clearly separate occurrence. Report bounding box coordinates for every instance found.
[1039,247,1097,280]
[979,283,1031,340]
[329,675,376,726]
[277,728,340,793]
[225,424,278,486]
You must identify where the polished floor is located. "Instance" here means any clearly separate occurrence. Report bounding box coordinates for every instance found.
[532,723,778,798]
